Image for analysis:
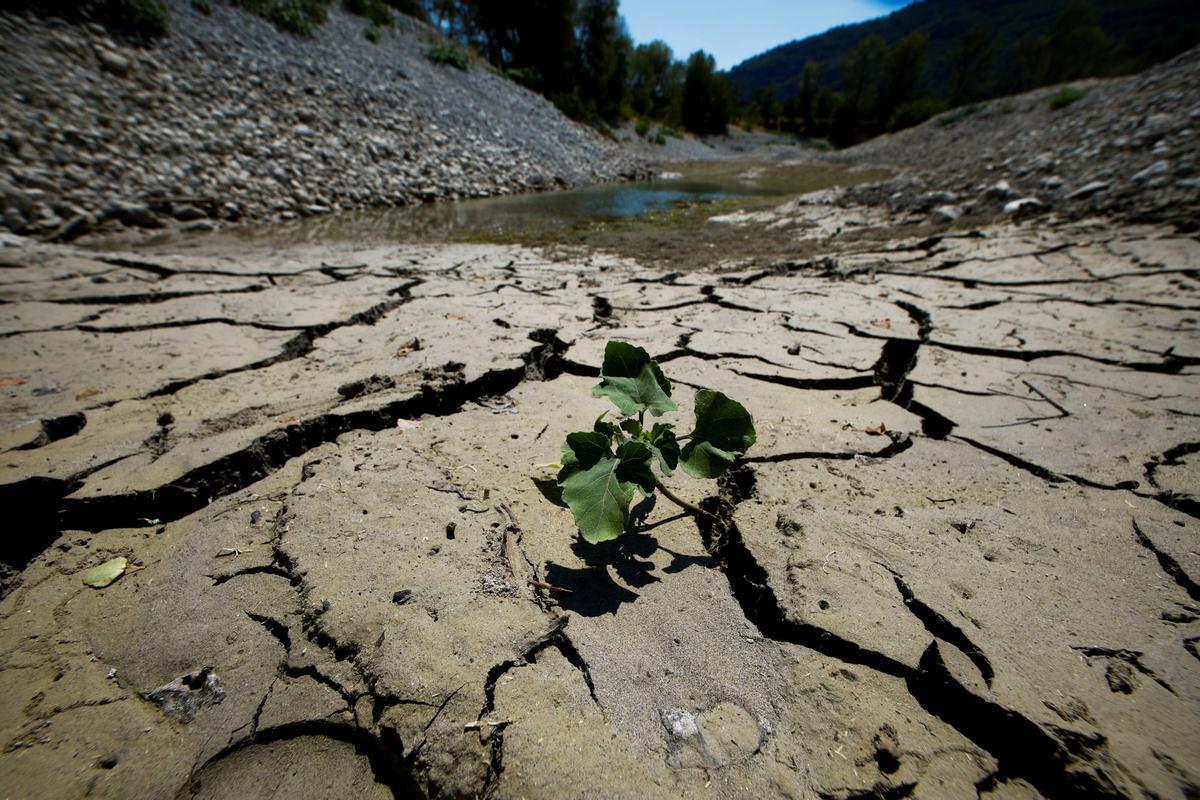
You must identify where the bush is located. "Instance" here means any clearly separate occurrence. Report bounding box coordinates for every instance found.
[190,0,212,14]
[234,0,328,35]
[363,23,380,41]
[1048,86,1086,110]
[343,0,390,27]
[381,0,424,19]
[937,103,982,127]
[887,95,947,132]
[653,133,666,146]
[634,119,651,138]
[98,0,169,37]
[503,67,541,89]
[426,43,469,70]
[17,0,171,38]
[552,91,588,122]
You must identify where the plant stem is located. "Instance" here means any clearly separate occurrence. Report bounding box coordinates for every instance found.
[653,476,718,521]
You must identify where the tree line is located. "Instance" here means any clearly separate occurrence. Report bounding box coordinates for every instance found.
[413,0,734,135]
[745,0,1158,146]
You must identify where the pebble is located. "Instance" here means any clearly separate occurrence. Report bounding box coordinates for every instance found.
[986,180,1017,199]
[1003,197,1043,214]
[1131,160,1171,182]
[1066,181,1110,200]
[931,205,962,223]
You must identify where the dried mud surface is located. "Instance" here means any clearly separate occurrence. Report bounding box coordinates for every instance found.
[0,196,1198,799]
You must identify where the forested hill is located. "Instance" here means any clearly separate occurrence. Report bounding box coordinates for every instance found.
[728,0,1200,101]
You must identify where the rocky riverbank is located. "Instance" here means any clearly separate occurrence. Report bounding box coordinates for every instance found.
[834,45,1200,229]
[0,2,647,241]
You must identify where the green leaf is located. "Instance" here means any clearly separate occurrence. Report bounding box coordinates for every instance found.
[645,423,680,474]
[592,341,677,417]
[81,557,129,588]
[681,390,756,479]
[557,435,656,543]
[593,412,623,444]
[619,418,642,437]
[615,440,656,495]
[562,431,610,469]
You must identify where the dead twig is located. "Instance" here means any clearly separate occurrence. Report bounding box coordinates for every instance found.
[1022,379,1069,418]
[464,719,511,732]
[528,579,572,594]
[427,482,474,500]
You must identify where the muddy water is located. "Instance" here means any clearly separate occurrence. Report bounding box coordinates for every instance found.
[125,160,891,269]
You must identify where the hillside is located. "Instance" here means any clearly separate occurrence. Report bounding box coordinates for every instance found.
[833,44,1200,228]
[728,0,1200,101]
[0,1,647,239]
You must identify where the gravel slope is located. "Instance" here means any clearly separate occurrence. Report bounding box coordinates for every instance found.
[833,46,1200,227]
[0,2,648,240]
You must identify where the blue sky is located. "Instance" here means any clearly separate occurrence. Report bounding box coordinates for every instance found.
[620,0,916,70]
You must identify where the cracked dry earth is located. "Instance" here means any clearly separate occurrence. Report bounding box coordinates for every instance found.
[0,201,1198,800]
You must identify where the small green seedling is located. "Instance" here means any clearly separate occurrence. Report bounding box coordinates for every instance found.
[556,341,756,543]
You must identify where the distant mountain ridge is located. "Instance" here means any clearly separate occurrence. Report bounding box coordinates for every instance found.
[728,0,1200,100]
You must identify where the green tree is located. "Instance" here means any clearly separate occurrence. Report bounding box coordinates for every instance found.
[834,34,886,144]
[879,31,927,126]
[662,61,686,127]
[1038,0,1116,83]
[796,60,820,135]
[681,50,731,135]
[576,0,627,119]
[629,40,676,118]
[753,83,781,129]
[812,87,840,139]
[949,29,996,106]
[464,0,579,96]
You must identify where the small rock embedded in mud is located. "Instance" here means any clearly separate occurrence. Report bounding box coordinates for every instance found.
[1004,196,1043,214]
[986,179,1017,199]
[1067,180,1110,199]
[660,704,766,769]
[143,667,225,723]
[931,204,962,223]
[250,510,262,525]
[479,574,516,596]
[392,589,414,605]
[445,521,456,539]
[1105,661,1137,694]
[660,708,699,742]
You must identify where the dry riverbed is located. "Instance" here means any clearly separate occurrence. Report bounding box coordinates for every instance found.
[0,190,1198,799]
